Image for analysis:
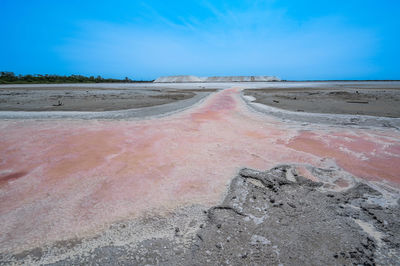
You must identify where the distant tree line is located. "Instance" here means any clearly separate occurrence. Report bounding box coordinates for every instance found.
[0,72,153,84]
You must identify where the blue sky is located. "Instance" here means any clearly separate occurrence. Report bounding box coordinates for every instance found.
[1,0,399,80]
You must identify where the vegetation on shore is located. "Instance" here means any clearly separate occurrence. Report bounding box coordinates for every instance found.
[0,72,153,84]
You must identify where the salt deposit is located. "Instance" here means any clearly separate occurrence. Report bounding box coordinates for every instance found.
[154,75,281,83]
[205,75,281,82]
[154,75,205,83]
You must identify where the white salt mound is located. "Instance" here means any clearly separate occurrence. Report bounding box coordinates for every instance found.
[154,75,281,83]
[154,75,205,83]
[205,76,281,82]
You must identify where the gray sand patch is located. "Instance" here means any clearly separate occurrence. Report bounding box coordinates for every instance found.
[244,88,400,118]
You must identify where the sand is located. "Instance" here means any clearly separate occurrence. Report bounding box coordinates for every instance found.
[244,87,400,118]
[0,87,200,112]
[0,81,399,265]
[0,86,217,119]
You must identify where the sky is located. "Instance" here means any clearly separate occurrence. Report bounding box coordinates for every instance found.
[1,0,399,80]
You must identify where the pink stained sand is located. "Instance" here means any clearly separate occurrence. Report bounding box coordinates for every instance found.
[0,88,399,252]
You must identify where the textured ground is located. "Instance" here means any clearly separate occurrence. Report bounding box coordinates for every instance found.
[0,82,399,265]
[0,88,216,111]
[244,87,400,118]
[2,167,399,265]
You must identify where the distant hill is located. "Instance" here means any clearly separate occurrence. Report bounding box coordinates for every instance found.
[154,75,281,83]
[154,75,204,83]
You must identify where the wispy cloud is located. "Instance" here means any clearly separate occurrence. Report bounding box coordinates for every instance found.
[58,1,378,79]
